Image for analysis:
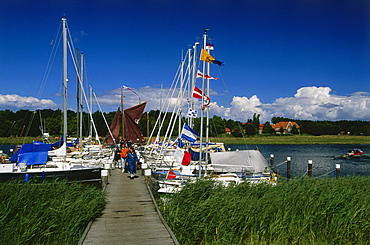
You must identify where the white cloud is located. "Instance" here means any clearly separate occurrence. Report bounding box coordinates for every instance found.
[0,94,57,110]
[208,86,370,122]
[3,86,369,122]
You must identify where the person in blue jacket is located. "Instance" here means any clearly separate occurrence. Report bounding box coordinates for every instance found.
[126,147,138,179]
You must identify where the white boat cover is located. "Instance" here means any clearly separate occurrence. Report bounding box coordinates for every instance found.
[209,150,270,173]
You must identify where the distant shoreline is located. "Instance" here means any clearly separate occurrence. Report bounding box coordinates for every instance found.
[210,135,370,145]
[1,135,369,145]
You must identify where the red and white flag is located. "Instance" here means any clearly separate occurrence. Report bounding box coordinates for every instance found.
[166,169,177,179]
[192,86,210,108]
[197,70,218,80]
[206,43,214,50]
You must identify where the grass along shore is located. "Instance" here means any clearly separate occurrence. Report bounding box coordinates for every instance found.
[0,135,369,145]
[208,135,370,145]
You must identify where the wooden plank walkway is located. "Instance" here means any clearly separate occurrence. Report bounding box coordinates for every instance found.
[80,168,178,245]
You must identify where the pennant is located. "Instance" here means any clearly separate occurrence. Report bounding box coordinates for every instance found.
[181,124,199,142]
[192,86,210,108]
[123,85,140,99]
[200,49,224,66]
[187,108,198,118]
[197,70,218,80]
[166,169,177,179]
[206,43,214,50]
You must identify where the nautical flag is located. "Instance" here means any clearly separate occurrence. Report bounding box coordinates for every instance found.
[200,49,224,66]
[181,151,192,166]
[181,124,199,142]
[197,70,218,80]
[192,86,210,108]
[187,108,198,118]
[166,169,177,179]
[206,43,214,50]
[123,85,140,99]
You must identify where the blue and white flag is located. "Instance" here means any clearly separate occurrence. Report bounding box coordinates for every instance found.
[187,108,198,118]
[181,124,198,142]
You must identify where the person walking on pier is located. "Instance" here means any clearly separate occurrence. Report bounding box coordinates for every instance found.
[126,147,138,179]
[120,144,129,173]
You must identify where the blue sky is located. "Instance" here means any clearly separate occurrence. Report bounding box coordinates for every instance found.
[0,0,369,122]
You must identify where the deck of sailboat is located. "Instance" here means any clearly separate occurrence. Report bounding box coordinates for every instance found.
[80,168,178,245]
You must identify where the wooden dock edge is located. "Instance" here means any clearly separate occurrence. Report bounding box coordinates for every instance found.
[145,178,180,245]
[77,180,107,245]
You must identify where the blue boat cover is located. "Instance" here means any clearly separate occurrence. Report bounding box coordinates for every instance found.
[18,151,48,165]
[9,143,52,162]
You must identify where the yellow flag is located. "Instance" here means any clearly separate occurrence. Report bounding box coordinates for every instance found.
[200,49,215,63]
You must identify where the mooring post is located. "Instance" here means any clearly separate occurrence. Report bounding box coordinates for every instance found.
[104,163,111,176]
[287,157,291,180]
[336,164,340,178]
[101,170,109,189]
[270,154,274,171]
[308,160,313,177]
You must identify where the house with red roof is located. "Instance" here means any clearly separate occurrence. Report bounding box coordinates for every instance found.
[272,121,300,134]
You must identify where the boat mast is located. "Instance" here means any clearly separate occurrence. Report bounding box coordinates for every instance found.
[62,16,68,151]
[89,85,93,142]
[79,53,84,143]
[121,87,125,141]
[189,42,199,128]
[179,56,185,139]
[198,29,208,177]
[205,36,211,173]
[76,48,80,142]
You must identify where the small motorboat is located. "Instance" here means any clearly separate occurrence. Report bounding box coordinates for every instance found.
[344,149,364,157]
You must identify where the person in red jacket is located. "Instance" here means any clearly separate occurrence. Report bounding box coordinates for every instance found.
[120,145,129,173]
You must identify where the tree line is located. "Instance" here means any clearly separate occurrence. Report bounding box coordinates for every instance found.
[0,109,369,138]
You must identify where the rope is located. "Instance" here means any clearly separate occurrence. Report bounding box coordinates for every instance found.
[275,160,287,167]
[318,169,336,178]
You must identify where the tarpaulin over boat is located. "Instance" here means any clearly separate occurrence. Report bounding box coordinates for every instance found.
[189,142,225,161]
[9,143,52,162]
[209,150,271,173]
[18,151,48,165]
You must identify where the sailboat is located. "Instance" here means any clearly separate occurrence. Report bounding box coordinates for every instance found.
[103,86,147,147]
[143,30,277,193]
[0,17,103,183]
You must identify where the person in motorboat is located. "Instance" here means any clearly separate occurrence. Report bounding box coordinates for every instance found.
[344,149,364,157]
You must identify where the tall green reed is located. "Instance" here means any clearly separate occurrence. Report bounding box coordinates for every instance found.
[159,177,370,245]
[0,180,106,245]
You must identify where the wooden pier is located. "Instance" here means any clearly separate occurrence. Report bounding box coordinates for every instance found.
[80,168,178,245]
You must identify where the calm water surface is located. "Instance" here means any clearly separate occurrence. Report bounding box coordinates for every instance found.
[2,144,370,178]
[226,144,370,178]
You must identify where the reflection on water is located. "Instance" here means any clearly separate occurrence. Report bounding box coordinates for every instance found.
[226,144,370,178]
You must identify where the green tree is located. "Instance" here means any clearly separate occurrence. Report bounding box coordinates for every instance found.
[262,121,275,134]
[245,124,256,136]
[210,116,226,137]
[252,113,260,129]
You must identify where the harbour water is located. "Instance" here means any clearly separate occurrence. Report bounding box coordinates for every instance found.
[227,144,370,178]
[2,144,370,179]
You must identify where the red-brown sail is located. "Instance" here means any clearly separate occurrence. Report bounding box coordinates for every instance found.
[124,102,147,144]
[104,107,121,145]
